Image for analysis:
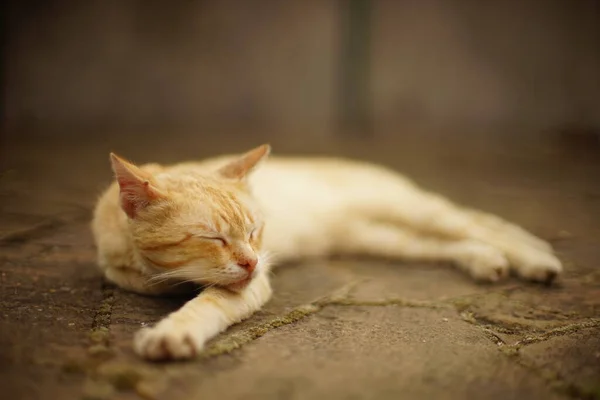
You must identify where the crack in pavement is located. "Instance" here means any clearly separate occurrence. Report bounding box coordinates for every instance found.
[511,318,600,349]
[459,309,600,400]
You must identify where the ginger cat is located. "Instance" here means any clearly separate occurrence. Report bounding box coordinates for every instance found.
[91,144,563,360]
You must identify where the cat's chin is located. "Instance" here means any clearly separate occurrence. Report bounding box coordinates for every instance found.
[222,276,253,293]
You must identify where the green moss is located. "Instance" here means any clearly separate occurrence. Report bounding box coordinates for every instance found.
[498,346,519,357]
[89,327,110,344]
[91,286,115,331]
[449,297,475,312]
[460,311,477,324]
[326,297,444,309]
[515,318,600,348]
[98,300,113,314]
[481,328,505,346]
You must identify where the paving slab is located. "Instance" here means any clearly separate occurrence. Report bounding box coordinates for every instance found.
[338,259,518,301]
[129,307,567,400]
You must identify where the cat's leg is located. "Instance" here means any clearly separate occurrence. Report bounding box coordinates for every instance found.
[387,190,550,252]
[462,208,552,252]
[339,220,510,282]
[133,272,272,360]
[373,190,562,282]
[361,170,551,253]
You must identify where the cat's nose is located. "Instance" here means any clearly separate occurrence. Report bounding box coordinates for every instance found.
[238,257,258,274]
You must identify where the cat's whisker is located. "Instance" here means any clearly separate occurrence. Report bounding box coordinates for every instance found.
[147,266,241,287]
[201,282,219,290]
[170,278,201,287]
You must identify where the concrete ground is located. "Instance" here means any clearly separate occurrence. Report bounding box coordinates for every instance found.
[1,128,599,400]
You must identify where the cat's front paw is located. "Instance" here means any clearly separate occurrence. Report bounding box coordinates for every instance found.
[134,320,204,361]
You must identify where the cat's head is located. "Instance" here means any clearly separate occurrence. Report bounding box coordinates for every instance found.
[109,144,271,292]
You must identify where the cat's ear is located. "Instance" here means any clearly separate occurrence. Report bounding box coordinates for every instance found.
[217,144,271,180]
[109,153,164,218]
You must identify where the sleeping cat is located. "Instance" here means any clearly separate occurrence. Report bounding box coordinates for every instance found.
[91,144,562,360]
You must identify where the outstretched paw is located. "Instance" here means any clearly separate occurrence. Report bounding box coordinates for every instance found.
[134,320,203,361]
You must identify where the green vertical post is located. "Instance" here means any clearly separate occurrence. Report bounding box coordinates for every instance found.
[339,0,372,136]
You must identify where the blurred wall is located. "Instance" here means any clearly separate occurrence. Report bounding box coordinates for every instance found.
[4,0,339,133]
[371,0,600,130]
[4,0,600,134]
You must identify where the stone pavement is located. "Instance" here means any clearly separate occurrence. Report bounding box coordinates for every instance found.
[1,129,599,400]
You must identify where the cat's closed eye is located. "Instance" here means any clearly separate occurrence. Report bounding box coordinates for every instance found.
[200,236,228,246]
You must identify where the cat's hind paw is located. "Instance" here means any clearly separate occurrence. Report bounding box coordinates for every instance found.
[134,320,204,361]
[459,243,511,283]
[512,251,563,284]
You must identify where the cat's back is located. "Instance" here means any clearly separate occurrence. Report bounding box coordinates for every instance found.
[251,156,416,258]
[174,154,407,186]
[168,154,414,205]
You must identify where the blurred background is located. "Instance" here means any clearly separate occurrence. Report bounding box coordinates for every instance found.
[1,0,599,218]
[3,0,600,139]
